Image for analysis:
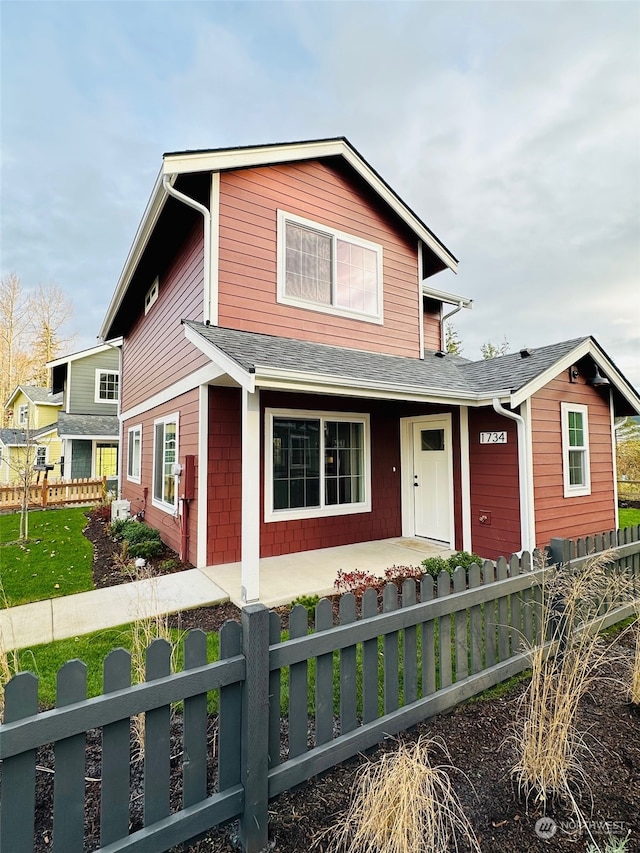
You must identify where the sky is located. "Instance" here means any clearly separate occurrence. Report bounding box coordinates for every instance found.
[1,1,639,389]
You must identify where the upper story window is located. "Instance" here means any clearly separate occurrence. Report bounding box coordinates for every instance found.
[127,424,142,483]
[95,370,119,403]
[18,404,29,426]
[277,211,383,324]
[561,402,591,497]
[145,277,159,314]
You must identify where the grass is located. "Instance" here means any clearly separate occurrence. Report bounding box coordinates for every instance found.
[618,507,640,529]
[0,507,93,606]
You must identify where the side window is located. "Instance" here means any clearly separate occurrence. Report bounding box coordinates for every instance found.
[18,404,29,425]
[561,403,591,497]
[127,425,142,483]
[95,370,119,403]
[153,415,178,511]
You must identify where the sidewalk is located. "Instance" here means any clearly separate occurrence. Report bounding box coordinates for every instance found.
[0,569,228,652]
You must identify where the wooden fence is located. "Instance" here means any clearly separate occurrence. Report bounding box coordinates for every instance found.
[1,528,639,853]
[0,477,106,510]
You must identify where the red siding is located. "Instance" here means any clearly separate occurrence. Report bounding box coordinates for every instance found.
[468,409,521,560]
[121,225,209,413]
[531,373,615,547]
[423,307,441,351]
[120,389,200,563]
[217,161,423,358]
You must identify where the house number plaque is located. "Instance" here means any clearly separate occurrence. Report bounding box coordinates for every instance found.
[480,431,507,444]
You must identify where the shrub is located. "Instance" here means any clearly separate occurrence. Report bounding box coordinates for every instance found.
[335,568,383,596]
[421,550,482,579]
[109,519,163,561]
[128,539,163,561]
[420,556,450,579]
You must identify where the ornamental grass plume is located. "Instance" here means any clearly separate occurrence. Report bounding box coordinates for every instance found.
[630,617,640,707]
[327,735,480,853]
[512,548,634,819]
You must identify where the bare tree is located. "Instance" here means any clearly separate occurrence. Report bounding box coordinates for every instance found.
[28,284,74,386]
[2,424,38,540]
[0,274,32,418]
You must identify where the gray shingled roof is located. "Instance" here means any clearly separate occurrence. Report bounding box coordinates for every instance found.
[57,414,119,438]
[19,386,63,405]
[183,321,590,399]
[0,428,27,446]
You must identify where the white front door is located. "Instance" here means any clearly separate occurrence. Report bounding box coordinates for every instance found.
[411,417,452,542]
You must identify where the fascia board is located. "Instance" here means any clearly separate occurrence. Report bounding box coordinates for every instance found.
[510,339,640,412]
[183,323,254,392]
[58,433,118,441]
[47,339,123,369]
[99,171,167,340]
[422,284,472,308]
[163,140,458,274]
[254,365,510,406]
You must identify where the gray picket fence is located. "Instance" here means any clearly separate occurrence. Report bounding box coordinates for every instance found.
[1,528,639,853]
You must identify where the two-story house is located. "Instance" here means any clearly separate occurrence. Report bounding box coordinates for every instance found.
[46,342,121,487]
[2,386,63,482]
[98,138,640,602]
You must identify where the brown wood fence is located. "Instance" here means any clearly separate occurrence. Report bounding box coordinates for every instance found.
[0,477,106,511]
[1,527,639,853]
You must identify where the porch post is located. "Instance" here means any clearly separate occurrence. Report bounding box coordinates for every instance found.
[241,387,260,603]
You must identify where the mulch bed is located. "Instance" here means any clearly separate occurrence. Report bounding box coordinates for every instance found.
[28,510,640,852]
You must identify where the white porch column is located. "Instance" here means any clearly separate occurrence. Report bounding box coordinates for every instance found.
[459,406,472,552]
[241,387,260,603]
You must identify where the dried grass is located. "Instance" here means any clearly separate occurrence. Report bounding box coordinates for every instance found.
[512,548,634,818]
[630,617,640,706]
[326,736,480,853]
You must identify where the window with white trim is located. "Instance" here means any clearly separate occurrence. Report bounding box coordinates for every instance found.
[561,403,591,497]
[95,370,119,403]
[18,404,29,425]
[35,446,47,466]
[153,414,178,511]
[266,409,370,521]
[277,210,383,322]
[145,277,159,314]
[127,425,142,483]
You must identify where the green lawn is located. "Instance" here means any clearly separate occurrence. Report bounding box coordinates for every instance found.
[619,507,640,529]
[0,507,94,606]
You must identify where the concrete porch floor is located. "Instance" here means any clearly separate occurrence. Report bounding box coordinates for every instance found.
[200,537,453,608]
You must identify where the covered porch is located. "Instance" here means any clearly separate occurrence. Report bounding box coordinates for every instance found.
[201,536,453,608]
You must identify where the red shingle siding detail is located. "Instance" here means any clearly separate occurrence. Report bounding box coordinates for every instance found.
[206,387,243,565]
[530,374,615,547]
[217,162,422,357]
[423,308,441,351]
[120,389,200,564]
[468,409,521,560]
[121,224,209,412]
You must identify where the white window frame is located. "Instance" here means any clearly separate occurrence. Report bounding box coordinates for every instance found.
[276,210,383,324]
[127,424,142,483]
[265,407,371,523]
[17,404,29,426]
[152,413,179,513]
[561,402,591,497]
[145,277,159,314]
[95,369,120,403]
[35,445,47,466]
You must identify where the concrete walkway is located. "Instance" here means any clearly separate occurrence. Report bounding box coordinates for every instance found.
[1,537,450,651]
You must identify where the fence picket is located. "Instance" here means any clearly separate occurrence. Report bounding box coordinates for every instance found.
[268,612,282,769]
[289,605,309,757]
[0,672,39,853]
[453,567,468,681]
[183,630,208,808]
[483,561,496,668]
[101,649,132,846]
[53,660,87,853]
[496,558,510,661]
[382,583,399,712]
[468,564,483,674]
[361,587,379,723]
[437,571,452,689]
[339,593,358,734]
[314,598,335,744]
[420,576,436,695]
[402,580,418,705]
[144,639,172,827]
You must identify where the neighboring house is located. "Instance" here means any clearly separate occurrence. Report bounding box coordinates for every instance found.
[2,386,63,482]
[98,137,640,601]
[46,343,121,483]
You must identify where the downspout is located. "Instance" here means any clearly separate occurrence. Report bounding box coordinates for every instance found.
[492,398,533,554]
[162,175,212,324]
[440,301,464,353]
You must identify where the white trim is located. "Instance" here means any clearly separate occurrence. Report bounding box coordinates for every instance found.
[46,340,123,370]
[241,389,261,603]
[208,172,220,326]
[459,407,471,551]
[93,440,119,479]
[418,241,425,359]
[119,363,227,422]
[421,283,472,308]
[197,385,209,567]
[264,408,371,523]
[144,278,159,314]
[35,445,48,466]
[560,402,591,498]
[94,369,120,404]
[521,399,536,549]
[610,389,619,530]
[17,404,29,426]
[57,433,118,441]
[399,413,454,546]
[492,399,534,554]
[276,210,384,324]
[126,424,142,484]
[152,412,179,514]
[183,323,255,391]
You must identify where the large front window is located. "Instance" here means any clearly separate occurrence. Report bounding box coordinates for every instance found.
[267,410,370,521]
[153,415,177,510]
[277,211,383,322]
[561,403,591,497]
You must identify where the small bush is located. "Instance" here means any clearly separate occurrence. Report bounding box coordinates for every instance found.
[89,503,112,523]
[421,550,482,578]
[420,556,450,579]
[128,539,163,561]
[159,558,181,573]
[109,519,163,562]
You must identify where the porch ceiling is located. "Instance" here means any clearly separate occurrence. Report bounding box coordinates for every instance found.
[199,537,453,608]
